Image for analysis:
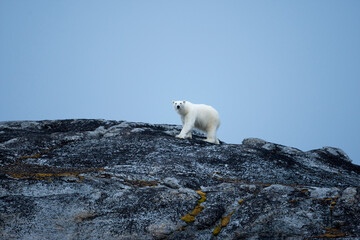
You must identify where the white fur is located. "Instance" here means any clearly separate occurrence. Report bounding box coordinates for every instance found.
[172,100,220,144]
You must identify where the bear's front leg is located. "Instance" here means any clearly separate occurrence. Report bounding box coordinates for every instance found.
[176,128,192,139]
[176,117,194,139]
[186,132,192,139]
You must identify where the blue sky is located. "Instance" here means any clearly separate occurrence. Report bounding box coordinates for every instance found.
[1,1,359,165]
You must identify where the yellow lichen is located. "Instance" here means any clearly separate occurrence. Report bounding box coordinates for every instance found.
[212,225,222,236]
[180,214,195,223]
[212,211,235,236]
[196,190,206,196]
[261,183,271,187]
[20,153,42,160]
[312,198,333,203]
[123,179,159,187]
[19,146,58,160]
[196,190,206,197]
[224,211,235,226]
[323,227,339,232]
[180,190,207,223]
[7,172,86,182]
[1,162,104,183]
[221,215,231,227]
[316,233,347,238]
[198,196,207,203]
[238,199,244,205]
[329,198,337,212]
[190,205,204,216]
[300,189,309,193]
[196,190,207,203]
[312,227,349,238]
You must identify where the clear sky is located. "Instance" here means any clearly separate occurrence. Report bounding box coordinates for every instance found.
[1,1,359,165]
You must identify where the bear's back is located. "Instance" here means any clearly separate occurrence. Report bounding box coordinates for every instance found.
[192,103,220,130]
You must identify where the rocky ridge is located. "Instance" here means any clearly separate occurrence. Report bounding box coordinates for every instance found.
[0,119,359,239]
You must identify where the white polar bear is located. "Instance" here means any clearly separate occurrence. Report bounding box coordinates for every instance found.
[172,100,220,144]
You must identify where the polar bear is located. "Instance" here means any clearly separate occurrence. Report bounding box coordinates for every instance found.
[172,100,220,144]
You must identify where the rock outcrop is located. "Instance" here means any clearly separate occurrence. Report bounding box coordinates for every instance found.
[0,119,359,239]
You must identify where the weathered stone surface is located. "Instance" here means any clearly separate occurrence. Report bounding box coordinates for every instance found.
[0,119,359,239]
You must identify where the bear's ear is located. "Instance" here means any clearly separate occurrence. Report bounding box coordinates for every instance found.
[183,101,186,104]
[172,100,174,104]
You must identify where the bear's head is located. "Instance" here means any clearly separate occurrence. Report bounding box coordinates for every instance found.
[172,100,187,115]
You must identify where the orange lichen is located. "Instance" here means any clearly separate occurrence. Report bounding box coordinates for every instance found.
[196,190,207,203]
[315,232,347,238]
[212,225,222,235]
[212,211,235,236]
[180,190,207,223]
[221,215,231,227]
[329,199,338,212]
[19,145,61,160]
[260,183,271,187]
[7,171,86,182]
[310,197,339,214]
[0,162,103,183]
[190,205,205,216]
[123,179,159,187]
[311,227,349,238]
[196,190,206,197]
[180,214,195,223]
[312,198,333,202]
[20,153,42,160]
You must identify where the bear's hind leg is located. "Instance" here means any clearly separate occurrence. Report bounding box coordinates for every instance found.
[204,127,219,144]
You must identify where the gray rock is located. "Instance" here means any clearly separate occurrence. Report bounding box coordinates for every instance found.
[0,119,360,239]
[340,187,358,206]
[163,177,181,189]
